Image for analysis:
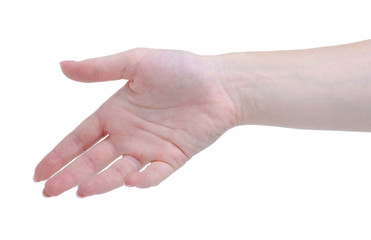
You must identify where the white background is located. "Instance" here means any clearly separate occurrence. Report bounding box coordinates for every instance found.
[1,0,371,239]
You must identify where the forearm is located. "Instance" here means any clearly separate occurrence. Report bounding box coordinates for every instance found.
[219,40,371,131]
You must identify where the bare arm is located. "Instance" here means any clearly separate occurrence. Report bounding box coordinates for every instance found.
[34,40,371,197]
[219,40,371,131]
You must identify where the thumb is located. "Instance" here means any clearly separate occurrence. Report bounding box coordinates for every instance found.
[60,48,148,82]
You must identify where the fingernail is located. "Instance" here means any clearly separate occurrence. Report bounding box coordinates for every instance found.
[125,183,134,187]
[33,175,40,183]
[60,60,76,64]
[124,177,134,187]
[76,191,86,198]
[42,189,51,198]
[59,60,76,67]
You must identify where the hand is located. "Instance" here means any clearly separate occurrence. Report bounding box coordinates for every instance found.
[34,48,238,197]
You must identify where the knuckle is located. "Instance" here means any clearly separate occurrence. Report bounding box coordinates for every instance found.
[111,163,126,184]
[82,154,97,172]
[70,131,85,153]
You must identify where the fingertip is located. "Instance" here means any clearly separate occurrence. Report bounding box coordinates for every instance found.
[42,189,51,198]
[124,171,157,189]
[59,60,77,80]
[124,172,137,188]
[128,161,175,188]
[33,166,48,182]
[33,175,40,183]
[76,191,86,198]
[59,60,76,66]
[76,182,95,198]
[59,61,77,73]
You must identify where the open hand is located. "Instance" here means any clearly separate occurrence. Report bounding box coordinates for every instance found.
[34,48,237,197]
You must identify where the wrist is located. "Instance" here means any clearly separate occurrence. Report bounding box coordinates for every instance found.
[214,50,310,128]
[213,53,262,126]
[210,41,371,131]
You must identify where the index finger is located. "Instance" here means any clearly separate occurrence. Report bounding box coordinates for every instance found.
[34,113,104,182]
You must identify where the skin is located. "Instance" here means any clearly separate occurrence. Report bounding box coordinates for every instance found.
[34,49,238,197]
[34,40,371,197]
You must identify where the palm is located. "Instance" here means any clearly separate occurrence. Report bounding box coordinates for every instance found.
[34,49,237,197]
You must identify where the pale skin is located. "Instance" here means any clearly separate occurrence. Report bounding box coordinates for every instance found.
[34,40,371,197]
